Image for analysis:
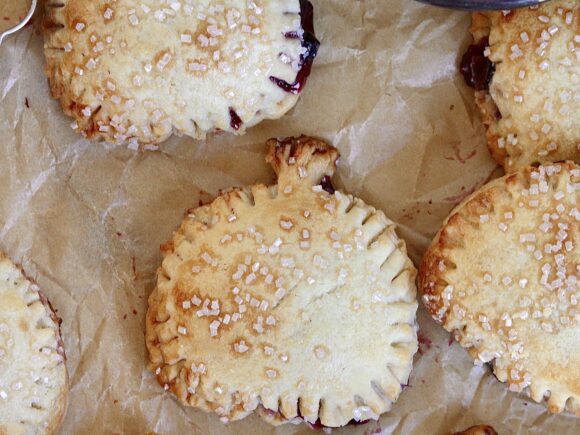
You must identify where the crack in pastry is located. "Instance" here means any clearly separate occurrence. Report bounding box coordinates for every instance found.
[145,136,418,427]
[461,3,579,172]
[420,162,580,415]
[43,0,319,146]
[0,254,68,435]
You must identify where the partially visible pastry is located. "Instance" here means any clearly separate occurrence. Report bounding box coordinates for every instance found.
[453,425,498,435]
[43,0,319,146]
[146,136,418,427]
[420,162,580,415]
[0,254,68,434]
[461,3,579,172]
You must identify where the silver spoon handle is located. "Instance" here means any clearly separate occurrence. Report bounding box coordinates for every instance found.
[415,0,551,11]
[0,0,37,47]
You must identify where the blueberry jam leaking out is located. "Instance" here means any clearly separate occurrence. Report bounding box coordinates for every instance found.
[460,37,494,92]
[306,418,369,431]
[269,0,320,94]
[320,176,335,194]
[229,107,242,130]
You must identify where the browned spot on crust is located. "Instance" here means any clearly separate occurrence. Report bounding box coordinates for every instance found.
[500,10,515,22]
[229,337,252,356]
[185,58,209,76]
[38,290,66,361]
[153,49,175,73]
[19,318,29,332]
[99,3,114,22]
[266,135,339,184]
[160,242,174,254]
[279,216,295,232]
[41,15,65,32]
[485,132,508,166]
[192,28,212,51]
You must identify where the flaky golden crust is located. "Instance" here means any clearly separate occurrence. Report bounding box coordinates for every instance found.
[146,136,418,427]
[469,3,580,172]
[453,425,498,435]
[42,385,68,435]
[36,292,68,435]
[43,0,312,146]
[420,162,580,415]
[0,253,69,435]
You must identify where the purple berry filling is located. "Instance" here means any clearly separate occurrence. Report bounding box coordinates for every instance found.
[229,107,242,130]
[460,37,494,92]
[302,416,370,431]
[320,175,335,194]
[270,0,320,94]
[290,408,370,430]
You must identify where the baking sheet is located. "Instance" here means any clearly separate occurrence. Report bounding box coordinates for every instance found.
[0,0,577,433]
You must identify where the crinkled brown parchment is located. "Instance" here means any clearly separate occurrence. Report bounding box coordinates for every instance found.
[0,1,29,34]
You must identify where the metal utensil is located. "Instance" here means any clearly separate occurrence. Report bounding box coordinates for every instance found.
[415,0,550,11]
[0,0,37,47]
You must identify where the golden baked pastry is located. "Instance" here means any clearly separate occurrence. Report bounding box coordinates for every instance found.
[0,254,68,434]
[420,162,579,415]
[43,0,319,146]
[461,3,579,172]
[453,425,498,435]
[146,136,418,427]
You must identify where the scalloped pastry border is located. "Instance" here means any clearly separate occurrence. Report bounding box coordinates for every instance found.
[419,162,580,415]
[0,253,68,435]
[146,136,418,427]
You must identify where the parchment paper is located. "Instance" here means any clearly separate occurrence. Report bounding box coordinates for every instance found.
[0,1,29,32]
[0,1,577,434]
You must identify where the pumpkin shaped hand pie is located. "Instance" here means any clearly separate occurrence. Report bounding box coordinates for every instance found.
[146,136,418,427]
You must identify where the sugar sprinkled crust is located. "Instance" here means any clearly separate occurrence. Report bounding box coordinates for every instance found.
[43,0,319,146]
[146,136,418,427]
[453,425,498,435]
[469,3,579,172]
[420,162,580,415]
[0,254,68,435]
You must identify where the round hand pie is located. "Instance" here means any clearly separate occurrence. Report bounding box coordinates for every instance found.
[43,0,319,146]
[461,3,579,172]
[146,136,418,427]
[0,254,68,434]
[420,162,579,414]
